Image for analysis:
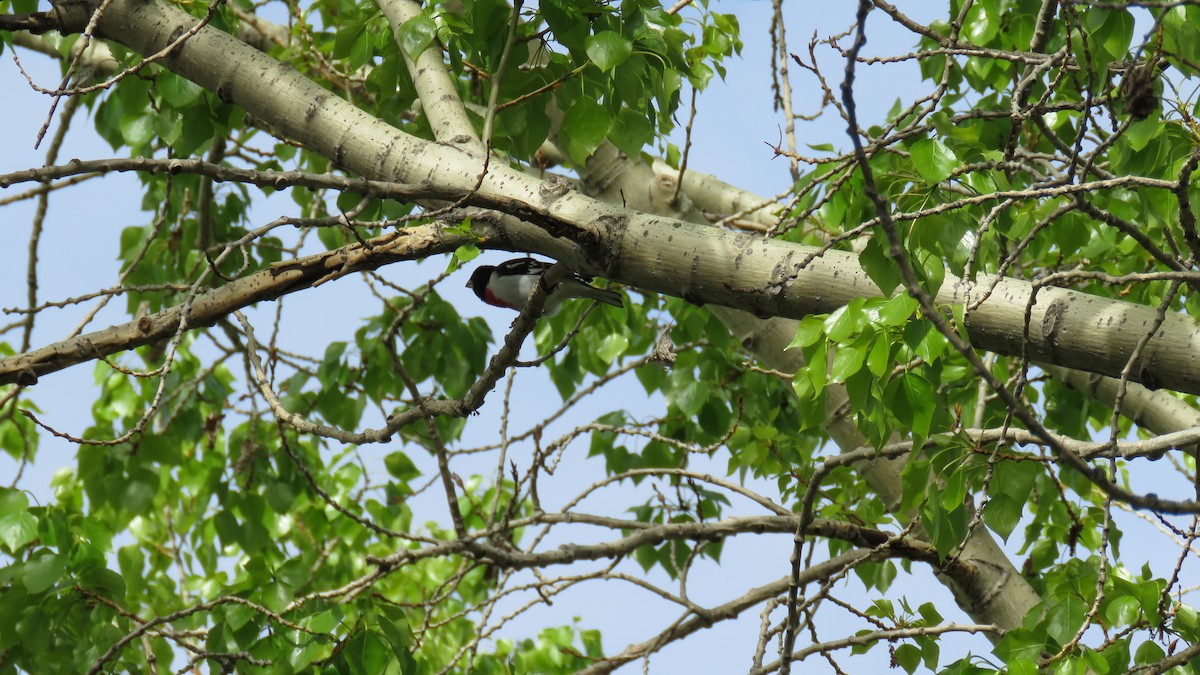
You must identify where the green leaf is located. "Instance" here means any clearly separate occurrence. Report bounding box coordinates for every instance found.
[1175,603,1200,640]
[610,106,654,158]
[670,380,709,417]
[541,0,588,52]
[997,627,1048,671]
[859,236,902,295]
[920,637,940,671]
[158,72,203,108]
[174,105,216,155]
[1007,660,1039,675]
[804,341,828,398]
[984,456,1041,535]
[376,605,418,671]
[0,513,37,552]
[825,299,866,342]
[263,481,295,514]
[586,31,633,72]
[120,114,155,148]
[917,602,943,624]
[561,97,612,165]
[702,23,733,58]
[894,643,921,674]
[982,494,1023,541]
[843,366,874,412]
[1162,6,1200,76]
[597,332,629,363]
[789,317,825,350]
[1134,639,1165,665]
[122,471,158,514]
[965,1,998,44]
[1084,8,1134,64]
[1136,577,1165,626]
[913,246,946,295]
[876,293,918,326]
[384,451,419,481]
[687,61,714,90]
[95,93,125,149]
[939,462,967,511]
[0,489,29,515]
[398,14,437,59]
[1105,596,1140,627]
[867,599,895,619]
[829,344,865,383]
[1046,593,1087,645]
[866,336,890,378]
[903,320,947,363]
[900,373,934,440]
[909,139,958,184]
[451,243,481,270]
[20,553,67,594]
[153,107,182,146]
[335,16,371,63]
[920,500,969,556]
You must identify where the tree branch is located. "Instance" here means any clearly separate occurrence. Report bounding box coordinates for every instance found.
[35,0,1200,398]
[378,0,483,151]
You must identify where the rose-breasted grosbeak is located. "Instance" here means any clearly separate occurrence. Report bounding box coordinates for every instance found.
[465,257,623,316]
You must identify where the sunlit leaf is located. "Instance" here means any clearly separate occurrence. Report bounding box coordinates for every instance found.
[586,31,632,72]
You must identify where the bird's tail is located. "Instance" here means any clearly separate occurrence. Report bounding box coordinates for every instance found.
[580,284,623,308]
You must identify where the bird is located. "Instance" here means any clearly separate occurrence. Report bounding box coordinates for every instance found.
[465,257,623,316]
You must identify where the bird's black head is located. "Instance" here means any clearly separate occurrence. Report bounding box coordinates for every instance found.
[466,265,494,300]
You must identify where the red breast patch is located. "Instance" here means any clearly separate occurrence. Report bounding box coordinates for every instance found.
[484,286,514,309]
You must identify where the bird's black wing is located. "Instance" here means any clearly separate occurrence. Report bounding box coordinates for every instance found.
[494,258,552,276]
[495,258,594,284]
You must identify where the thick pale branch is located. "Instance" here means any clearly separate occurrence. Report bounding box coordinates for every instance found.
[1046,364,1200,436]
[378,0,483,151]
[37,0,1200,397]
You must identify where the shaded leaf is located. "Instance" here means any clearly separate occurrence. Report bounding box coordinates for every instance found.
[910,139,958,184]
[561,98,612,165]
